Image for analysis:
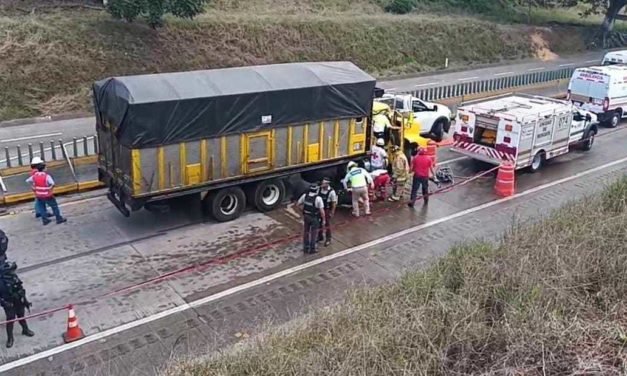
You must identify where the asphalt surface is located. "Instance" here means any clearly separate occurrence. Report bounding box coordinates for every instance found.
[0,118,625,374]
[0,50,604,168]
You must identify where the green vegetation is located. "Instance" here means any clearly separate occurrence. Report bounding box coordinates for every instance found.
[166,176,627,375]
[106,0,208,28]
[0,0,612,121]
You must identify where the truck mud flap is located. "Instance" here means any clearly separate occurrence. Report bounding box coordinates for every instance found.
[107,190,131,217]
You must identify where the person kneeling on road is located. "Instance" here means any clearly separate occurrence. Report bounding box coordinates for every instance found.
[343,161,373,217]
[0,261,34,348]
[317,178,337,247]
[370,169,390,202]
[25,161,67,225]
[408,148,436,207]
[297,184,325,254]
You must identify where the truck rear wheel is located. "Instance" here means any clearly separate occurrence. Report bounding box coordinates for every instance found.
[251,179,286,212]
[528,152,544,173]
[205,187,246,222]
[608,111,621,128]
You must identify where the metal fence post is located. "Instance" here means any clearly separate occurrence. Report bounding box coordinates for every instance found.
[39,142,45,161]
[28,143,34,163]
[72,137,78,158]
[93,135,99,154]
[4,148,10,168]
[50,141,57,160]
[83,137,89,156]
[16,145,23,166]
[59,140,67,160]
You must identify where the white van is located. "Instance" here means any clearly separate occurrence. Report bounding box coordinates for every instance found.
[602,50,627,65]
[452,94,597,172]
[567,65,627,128]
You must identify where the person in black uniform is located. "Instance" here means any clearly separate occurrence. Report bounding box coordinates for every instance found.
[0,261,34,348]
[297,184,325,254]
[0,230,7,264]
[316,177,337,247]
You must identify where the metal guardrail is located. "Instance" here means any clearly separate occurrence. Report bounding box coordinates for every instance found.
[1,135,98,169]
[0,67,577,169]
[396,67,576,101]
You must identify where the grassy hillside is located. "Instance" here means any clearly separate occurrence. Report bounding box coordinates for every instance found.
[0,0,596,121]
[167,176,627,375]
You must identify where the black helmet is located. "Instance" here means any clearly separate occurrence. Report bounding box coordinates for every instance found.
[0,230,7,254]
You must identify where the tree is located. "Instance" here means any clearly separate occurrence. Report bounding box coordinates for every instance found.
[559,0,627,43]
[106,0,208,28]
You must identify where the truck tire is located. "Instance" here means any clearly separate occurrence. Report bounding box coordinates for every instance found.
[205,187,246,222]
[581,130,596,151]
[528,152,544,173]
[251,179,286,212]
[608,111,621,128]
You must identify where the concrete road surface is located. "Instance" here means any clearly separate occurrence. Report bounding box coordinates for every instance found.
[0,51,605,168]
[0,118,626,375]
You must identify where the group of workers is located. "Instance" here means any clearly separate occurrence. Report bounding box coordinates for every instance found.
[297,137,438,254]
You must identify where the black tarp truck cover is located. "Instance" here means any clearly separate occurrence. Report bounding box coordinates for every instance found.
[94,62,376,149]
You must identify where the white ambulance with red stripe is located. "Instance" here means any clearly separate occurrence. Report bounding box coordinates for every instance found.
[452,94,597,172]
[567,65,627,128]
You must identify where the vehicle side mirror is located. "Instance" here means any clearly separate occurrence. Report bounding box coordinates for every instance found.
[432,105,438,111]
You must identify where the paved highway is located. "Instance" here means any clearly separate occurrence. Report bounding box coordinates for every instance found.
[0,118,626,374]
[0,51,605,167]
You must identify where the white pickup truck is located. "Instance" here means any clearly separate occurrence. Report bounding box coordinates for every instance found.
[374,94,454,141]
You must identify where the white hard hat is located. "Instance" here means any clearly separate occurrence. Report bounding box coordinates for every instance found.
[347,161,357,170]
[30,157,43,165]
[376,138,385,146]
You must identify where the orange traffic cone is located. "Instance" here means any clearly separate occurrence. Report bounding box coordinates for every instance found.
[62,305,85,343]
[495,161,515,197]
[426,140,438,166]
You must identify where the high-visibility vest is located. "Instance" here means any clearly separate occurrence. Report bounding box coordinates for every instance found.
[32,172,53,199]
[347,168,367,188]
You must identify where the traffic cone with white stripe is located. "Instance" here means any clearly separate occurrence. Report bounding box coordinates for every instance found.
[62,305,85,343]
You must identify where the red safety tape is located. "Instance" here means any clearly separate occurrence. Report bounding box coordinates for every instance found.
[0,304,70,326]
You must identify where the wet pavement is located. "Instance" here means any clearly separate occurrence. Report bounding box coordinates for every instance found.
[0,124,626,375]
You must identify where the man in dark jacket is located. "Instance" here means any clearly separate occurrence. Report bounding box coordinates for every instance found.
[0,261,34,348]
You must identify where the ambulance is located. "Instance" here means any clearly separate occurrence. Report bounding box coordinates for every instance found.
[451,94,597,172]
[567,65,627,128]
[602,50,627,66]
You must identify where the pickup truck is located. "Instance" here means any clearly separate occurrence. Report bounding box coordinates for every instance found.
[374,94,454,142]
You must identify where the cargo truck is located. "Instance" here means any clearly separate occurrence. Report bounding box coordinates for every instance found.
[95,62,379,222]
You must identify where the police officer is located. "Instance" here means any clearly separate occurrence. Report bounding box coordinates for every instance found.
[0,262,34,348]
[297,184,325,254]
[0,230,7,264]
[316,178,337,247]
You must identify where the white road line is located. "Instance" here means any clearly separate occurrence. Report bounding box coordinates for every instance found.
[585,59,599,63]
[414,82,437,87]
[528,67,545,72]
[494,72,514,76]
[458,76,479,81]
[0,133,63,143]
[559,63,575,67]
[2,156,627,373]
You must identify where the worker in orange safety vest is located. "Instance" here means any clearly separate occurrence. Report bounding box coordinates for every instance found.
[25,160,66,225]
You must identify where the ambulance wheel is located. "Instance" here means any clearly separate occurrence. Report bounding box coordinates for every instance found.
[582,130,595,151]
[529,152,544,173]
[205,187,246,222]
[608,112,621,128]
[251,179,285,212]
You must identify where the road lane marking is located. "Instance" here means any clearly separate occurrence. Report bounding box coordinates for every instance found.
[0,133,63,143]
[559,63,575,67]
[494,72,514,76]
[414,82,437,87]
[585,59,599,63]
[1,155,626,373]
[440,156,467,165]
[458,76,479,81]
[528,67,545,71]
